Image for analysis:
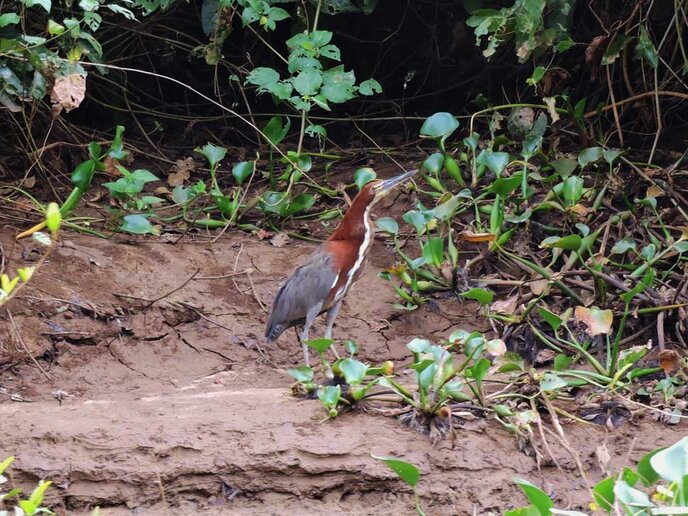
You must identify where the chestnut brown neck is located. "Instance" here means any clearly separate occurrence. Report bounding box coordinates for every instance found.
[328,185,375,242]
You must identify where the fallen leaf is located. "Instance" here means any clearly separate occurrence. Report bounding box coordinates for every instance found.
[568,203,591,218]
[103,156,121,176]
[574,306,614,336]
[596,443,612,474]
[168,157,196,186]
[255,229,273,241]
[585,35,608,80]
[50,73,86,117]
[459,231,495,243]
[646,185,664,198]
[154,186,171,196]
[534,348,556,365]
[270,232,291,248]
[23,176,36,188]
[490,295,518,315]
[543,97,560,123]
[529,279,549,296]
[659,349,682,375]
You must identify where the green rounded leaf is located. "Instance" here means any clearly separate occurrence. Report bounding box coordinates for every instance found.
[540,235,582,252]
[421,152,444,175]
[287,366,314,383]
[420,112,459,140]
[232,161,254,185]
[650,436,688,483]
[477,150,510,176]
[293,68,322,96]
[577,147,603,168]
[371,455,420,488]
[121,214,155,235]
[305,338,333,354]
[375,216,398,236]
[462,287,494,306]
[339,358,368,385]
[354,167,377,190]
[358,78,382,96]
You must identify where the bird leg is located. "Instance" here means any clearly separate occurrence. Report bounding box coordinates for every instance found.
[300,303,323,366]
[324,300,343,360]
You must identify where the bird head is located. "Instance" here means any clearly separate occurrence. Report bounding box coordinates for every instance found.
[368,168,418,204]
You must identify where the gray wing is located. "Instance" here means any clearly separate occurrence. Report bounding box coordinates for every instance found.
[265,249,338,341]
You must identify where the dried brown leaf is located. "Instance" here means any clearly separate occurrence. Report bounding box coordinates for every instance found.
[50,73,86,117]
[168,157,196,187]
[270,232,291,248]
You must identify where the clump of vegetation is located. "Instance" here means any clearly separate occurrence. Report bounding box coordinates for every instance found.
[509,435,688,515]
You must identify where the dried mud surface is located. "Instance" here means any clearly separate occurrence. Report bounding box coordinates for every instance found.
[1,228,685,515]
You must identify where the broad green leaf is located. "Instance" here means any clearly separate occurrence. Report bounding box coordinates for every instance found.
[131,169,159,183]
[407,338,431,354]
[477,150,510,176]
[610,237,636,255]
[637,448,663,487]
[358,78,382,95]
[539,307,562,331]
[603,148,622,165]
[553,354,572,371]
[0,13,21,27]
[422,152,444,175]
[650,436,688,483]
[292,68,322,96]
[561,176,584,206]
[549,158,578,179]
[287,366,314,383]
[432,191,470,221]
[121,214,155,235]
[420,112,459,140]
[305,338,333,354]
[281,192,315,217]
[462,287,494,306]
[371,455,420,487]
[402,210,429,235]
[232,161,254,185]
[195,143,227,170]
[488,174,522,196]
[512,477,554,515]
[641,243,656,261]
[319,44,340,60]
[317,385,340,408]
[263,116,290,145]
[593,476,616,511]
[422,236,443,268]
[305,124,326,138]
[246,67,280,88]
[674,240,688,253]
[21,0,51,12]
[577,147,603,168]
[635,26,658,69]
[321,65,356,104]
[540,372,568,392]
[613,481,653,509]
[540,234,582,252]
[354,167,376,190]
[375,217,398,236]
[339,358,368,385]
[465,357,490,382]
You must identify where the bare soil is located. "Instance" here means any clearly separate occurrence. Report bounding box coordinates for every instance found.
[1,225,685,515]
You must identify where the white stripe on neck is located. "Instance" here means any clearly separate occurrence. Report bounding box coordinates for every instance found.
[335,205,372,301]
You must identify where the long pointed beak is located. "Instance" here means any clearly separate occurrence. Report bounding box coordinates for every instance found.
[379,168,419,192]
